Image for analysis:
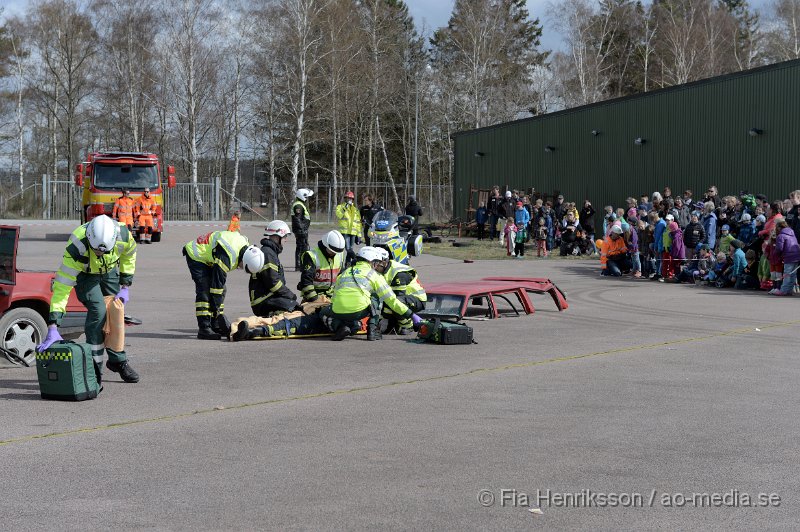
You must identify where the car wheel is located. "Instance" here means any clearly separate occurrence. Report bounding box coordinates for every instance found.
[0,307,47,367]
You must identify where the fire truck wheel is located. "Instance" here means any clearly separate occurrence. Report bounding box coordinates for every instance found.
[0,307,46,368]
[151,232,161,243]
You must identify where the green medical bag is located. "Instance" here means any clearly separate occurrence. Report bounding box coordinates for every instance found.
[417,318,474,345]
[36,341,100,401]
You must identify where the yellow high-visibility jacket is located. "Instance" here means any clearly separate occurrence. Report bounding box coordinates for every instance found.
[336,202,361,236]
[49,221,137,325]
[331,261,411,316]
[383,260,426,301]
[184,230,249,311]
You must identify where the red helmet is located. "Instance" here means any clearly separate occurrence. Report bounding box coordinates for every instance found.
[344,191,355,199]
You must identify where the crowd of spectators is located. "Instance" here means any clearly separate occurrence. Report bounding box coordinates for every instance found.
[475,186,598,258]
[598,186,800,296]
[471,183,799,295]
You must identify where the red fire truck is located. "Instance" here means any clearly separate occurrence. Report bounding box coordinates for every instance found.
[75,152,176,242]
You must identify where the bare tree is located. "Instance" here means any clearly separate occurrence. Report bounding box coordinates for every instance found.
[159,0,221,218]
[763,0,800,60]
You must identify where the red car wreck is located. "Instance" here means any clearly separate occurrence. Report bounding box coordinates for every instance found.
[422,277,568,320]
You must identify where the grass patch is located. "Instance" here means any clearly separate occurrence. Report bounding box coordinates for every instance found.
[423,238,596,261]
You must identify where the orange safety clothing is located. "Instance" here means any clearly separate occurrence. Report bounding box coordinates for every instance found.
[113,197,135,226]
[135,196,157,229]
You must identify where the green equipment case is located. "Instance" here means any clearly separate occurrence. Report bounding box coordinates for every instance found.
[36,341,100,401]
[417,318,474,345]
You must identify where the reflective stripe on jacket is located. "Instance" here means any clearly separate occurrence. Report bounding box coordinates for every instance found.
[49,222,136,323]
[291,200,310,220]
[331,262,411,316]
[298,245,343,299]
[600,236,627,269]
[383,260,426,301]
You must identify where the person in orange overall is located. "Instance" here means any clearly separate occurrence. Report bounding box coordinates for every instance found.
[228,211,241,232]
[112,189,135,230]
[134,187,156,244]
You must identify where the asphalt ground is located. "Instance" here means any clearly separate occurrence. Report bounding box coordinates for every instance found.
[1,220,798,531]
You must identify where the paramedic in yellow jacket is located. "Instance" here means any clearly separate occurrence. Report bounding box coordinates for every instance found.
[336,191,361,251]
[37,215,140,384]
[298,230,346,303]
[183,230,251,340]
[320,246,422,341]
[373,247,427,335]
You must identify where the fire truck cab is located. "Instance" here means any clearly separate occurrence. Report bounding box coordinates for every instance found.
[75,152,176,242]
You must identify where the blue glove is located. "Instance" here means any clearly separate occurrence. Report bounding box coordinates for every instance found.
[411,314,423,330]
[115,286,130,305]
[37,325,63,352]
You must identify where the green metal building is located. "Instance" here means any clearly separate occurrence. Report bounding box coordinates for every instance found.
[452,59,800,224]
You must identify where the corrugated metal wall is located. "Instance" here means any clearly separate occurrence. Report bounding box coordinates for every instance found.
[453,59,800,225]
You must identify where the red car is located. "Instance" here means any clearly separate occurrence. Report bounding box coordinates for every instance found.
[422,277,568,320]
[0,226,86,367]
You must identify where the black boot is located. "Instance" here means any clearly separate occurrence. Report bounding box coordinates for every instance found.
[332,325,351,341]
[213,314,231,338]
[232,321,250,342]
[106,360,140,383]
[197,327,221,340]
[367,324,382,341]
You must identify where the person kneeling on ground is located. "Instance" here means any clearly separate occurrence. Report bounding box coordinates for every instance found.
[372,248,427,334]
[320,246,422,341]
[247,220,299,316]
[600,225,631,276]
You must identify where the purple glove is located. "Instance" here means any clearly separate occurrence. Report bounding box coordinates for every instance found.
[411,313,423,330]
[115,286,130,305]
[37,325,63,352]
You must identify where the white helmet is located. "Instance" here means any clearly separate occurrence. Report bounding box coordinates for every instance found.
[375,247,390,261]
[86,215,119,253]
[322,230,345,253]
[357,246,384,263]
[242,245,265,274]
[264,220,291,238]
[295,188,314,202]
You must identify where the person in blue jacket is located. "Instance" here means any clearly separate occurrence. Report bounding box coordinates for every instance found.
[701,202,718,251]
[514,201,530,227]
[475,202,488,241]
[651,211,667,280]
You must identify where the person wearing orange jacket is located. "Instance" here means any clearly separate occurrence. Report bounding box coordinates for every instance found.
[600,225,632,276]
[228,210,241,232]
[112,189,135,230]
[134,187,156,244]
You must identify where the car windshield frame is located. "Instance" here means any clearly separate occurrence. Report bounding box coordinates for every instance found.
[93,163,159,190]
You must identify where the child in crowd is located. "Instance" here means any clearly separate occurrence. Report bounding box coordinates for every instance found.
[514,222,527,258]
[627,217,642,278]
[504,217,517,257]
[717,225,734,256]
[706,252,729,286]
[737,213,755,246]
[475,202,488,241]
[679,244,713,283]
[536,217,549,257]
[722,239,746,287]
[736,249,760,289]
[663,221,685,281]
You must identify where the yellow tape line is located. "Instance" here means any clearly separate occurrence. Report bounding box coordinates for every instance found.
[2,319,797,447]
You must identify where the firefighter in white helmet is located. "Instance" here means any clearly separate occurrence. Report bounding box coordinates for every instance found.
[373,247,427,335]
[297,230,346,302]
[291,188,313,270]
[320,246,422,341]
[37,215,140,383]
[247,220,299,317]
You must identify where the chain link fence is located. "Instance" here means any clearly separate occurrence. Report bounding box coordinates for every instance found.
[0,176,453,222]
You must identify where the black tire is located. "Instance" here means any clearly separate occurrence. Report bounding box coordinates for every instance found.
[151,231,162,242]
[439,225,451,238]
[0,307,47,368]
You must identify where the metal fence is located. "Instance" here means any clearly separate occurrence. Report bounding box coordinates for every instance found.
[0,175,453,222]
